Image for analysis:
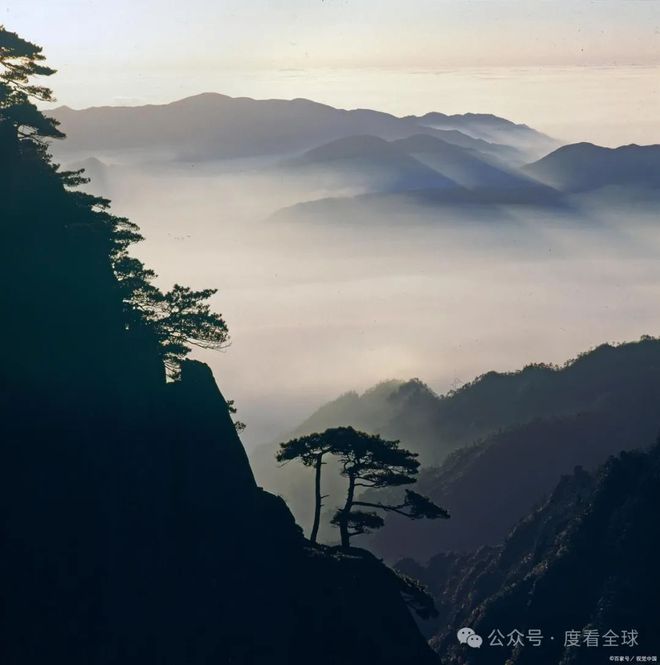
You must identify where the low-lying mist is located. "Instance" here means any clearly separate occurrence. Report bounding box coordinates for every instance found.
[71,152,660,448]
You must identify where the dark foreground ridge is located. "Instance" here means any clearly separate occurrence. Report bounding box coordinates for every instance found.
[0,26,437,665]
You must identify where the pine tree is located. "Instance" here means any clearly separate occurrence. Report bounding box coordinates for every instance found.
[0,25,63,142]
[276,431,338,543]
[0,24,229,379]
[328,427,449,548]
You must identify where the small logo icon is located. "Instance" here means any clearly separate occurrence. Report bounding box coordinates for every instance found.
[457,627,483,648]
[457,627,474,644]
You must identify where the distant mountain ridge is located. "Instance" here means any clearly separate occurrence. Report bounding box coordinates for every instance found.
[270,136,660,221]
[408,111,558,155]
[266,131,561,218]
[365,337,660,560]
[282,135,460,193]
[56,93,660,210]
[49,92,555,164]
[391,134,540,190]
[278,133,543,196]
[525,142,660,192]
[274,337,660,469]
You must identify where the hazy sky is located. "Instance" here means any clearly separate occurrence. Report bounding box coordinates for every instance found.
[6,1,660,69]
[4,1,660,144]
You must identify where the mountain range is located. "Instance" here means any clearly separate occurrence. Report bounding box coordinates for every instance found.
[273,141,660,225]
[406,112,559,155]
[49,92,554,165]
[282,135,460,193]
[391,135,538,190]
[51,94,660,219]
[277,133,551,195]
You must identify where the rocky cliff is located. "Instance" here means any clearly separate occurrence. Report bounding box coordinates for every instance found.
[0,96,437,665]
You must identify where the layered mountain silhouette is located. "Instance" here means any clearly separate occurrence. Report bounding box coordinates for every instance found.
[52,94,660,218]
[277,133,552,197]
[365,338,660,560]
[282,135,460,193]
[65,94,660,218]
[404,127,524,164]
[49,92,553,164]
[391,134,540,190]
[525,142,660,192]
[266,131,564,220]
[399,441,660,662]
[409,112,559,156]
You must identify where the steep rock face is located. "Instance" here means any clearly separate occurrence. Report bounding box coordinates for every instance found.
[167,360,258,502]
[399,446,660,663]
[0,118,437,664]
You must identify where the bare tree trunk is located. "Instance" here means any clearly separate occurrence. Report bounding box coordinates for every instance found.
[339,474,356,549]
[310,454,323,544]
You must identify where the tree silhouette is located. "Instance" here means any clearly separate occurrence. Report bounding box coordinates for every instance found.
[328,427,449,548]
[0,24,229,379]
[227,399,246,433]
[121,278,229,376]
[0,25,63,142]
[276,431,338,543]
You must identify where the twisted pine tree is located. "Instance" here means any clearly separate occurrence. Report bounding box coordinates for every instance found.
[329,427,449,548]
[277,426,448,549]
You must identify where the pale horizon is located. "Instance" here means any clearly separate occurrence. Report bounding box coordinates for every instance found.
[5,0,660,147]
[39,66,660,148]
